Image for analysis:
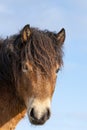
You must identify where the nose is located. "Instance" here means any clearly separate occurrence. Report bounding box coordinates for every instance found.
[29,108,51,125]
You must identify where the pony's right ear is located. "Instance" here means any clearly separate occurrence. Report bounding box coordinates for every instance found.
[21,24,31,42]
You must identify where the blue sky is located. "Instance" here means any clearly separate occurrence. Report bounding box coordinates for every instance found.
[0,0,87,130]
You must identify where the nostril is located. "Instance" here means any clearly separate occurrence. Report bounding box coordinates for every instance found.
[41,108,51,122]
[47,108,51,119]
[30,108,35,119]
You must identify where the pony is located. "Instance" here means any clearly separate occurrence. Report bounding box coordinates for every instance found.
[0,24,65,130]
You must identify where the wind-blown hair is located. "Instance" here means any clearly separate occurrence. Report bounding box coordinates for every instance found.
[0,26,64,86]
[21,28,63,73]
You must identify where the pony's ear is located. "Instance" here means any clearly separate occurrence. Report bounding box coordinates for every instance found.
[21,24,31,42]
[57,28,65,46]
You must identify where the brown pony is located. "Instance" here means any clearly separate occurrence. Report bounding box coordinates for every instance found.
[0,25,65,130]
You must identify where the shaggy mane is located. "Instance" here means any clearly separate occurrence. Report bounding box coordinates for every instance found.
[0,27,63,85]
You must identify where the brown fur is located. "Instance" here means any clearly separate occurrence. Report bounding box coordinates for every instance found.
[0,25,65,130]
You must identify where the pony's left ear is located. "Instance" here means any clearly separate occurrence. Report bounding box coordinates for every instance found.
[21,24,31,42]
[57,28,65,46]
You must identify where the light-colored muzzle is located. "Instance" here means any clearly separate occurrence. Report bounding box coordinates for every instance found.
[27,98,51,125]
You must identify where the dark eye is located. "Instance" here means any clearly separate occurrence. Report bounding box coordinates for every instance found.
[56,68,60,73]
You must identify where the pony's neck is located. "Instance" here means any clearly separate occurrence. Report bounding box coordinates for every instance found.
[0,85,26,130]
